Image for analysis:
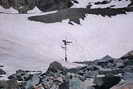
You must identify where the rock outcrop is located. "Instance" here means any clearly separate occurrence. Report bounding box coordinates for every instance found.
[0,0,11,9]
[1,50,133,89]
[28,6,133,24]
[0,69,6,75]
[36,0,74,12]
[11,0,36,14]
[46,61,66,74]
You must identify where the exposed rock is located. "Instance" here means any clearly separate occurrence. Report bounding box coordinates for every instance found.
[95,55,114,68]
[28,7,133,24]
[111,81,133,89]
[0,65,4,67]
[25,73,41,89]
[11,0,36,14]
[0,69,6,75]
[121,50,133,59]
[123,72,133,81]
[114,59,125,68]
[123,66,133,72]
[95,0,111,5]
[94,75,121,89]
[0,0,11,9]
[2,50,133,89]
[0,79,19,89]
[36,0,73,12]
[128,0,133,7]
[46,61,66,74]
[59,80,69,89]
[28,8,86,24]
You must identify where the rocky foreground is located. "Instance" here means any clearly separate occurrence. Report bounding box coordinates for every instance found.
[0,50,133,89]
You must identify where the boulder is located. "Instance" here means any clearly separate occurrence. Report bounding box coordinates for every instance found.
[46,61,66,74]
[0,69,6,75]
[0,0,11,9]
[36,0,73,12]
[11,0,36,14]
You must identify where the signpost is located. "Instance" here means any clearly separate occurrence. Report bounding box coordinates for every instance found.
[62,39,72,62]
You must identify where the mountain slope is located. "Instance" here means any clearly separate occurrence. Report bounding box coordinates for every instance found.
[0,0,133,74]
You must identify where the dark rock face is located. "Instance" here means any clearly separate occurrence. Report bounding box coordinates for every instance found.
[28,8,86,24]
[28,6,133,24]
[128,0,133,7]
[95,55,114,68]
[46,61,66,74]
[0,0,76,14]
[0,0,12,9]
[0,69,6,75]
[121,50,133,59]
[11,0,36,14]
[94,0,111,5]
[0,0,36,14]
[36,0,73,12]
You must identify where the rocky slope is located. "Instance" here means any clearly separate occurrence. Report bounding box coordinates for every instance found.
[28,6,133,24]
[0,0,76,13]
[0,50,133,89]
